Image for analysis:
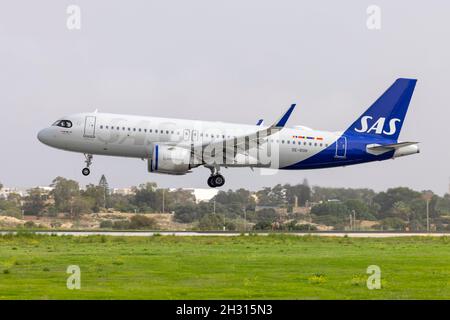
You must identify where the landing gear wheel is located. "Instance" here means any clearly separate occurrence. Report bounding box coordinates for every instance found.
[82,154,93,177]
[82,168,90,176]
[207,176,216,188]
[213,174,225,187]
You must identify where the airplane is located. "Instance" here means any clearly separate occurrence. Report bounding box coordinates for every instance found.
[37,78,419,188]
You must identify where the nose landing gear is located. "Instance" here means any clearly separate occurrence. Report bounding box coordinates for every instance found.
[206,166,225,188]
[82,154,93,176]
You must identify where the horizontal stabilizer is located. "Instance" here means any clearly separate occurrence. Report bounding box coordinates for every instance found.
[367,141,419,151]
[366,141,419,156]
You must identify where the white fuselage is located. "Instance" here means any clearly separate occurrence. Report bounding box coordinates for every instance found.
[38,112,341,170]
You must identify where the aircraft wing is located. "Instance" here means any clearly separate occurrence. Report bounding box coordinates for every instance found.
[198,104,296,159]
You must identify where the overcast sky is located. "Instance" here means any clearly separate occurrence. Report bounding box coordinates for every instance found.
[1,0,449,194]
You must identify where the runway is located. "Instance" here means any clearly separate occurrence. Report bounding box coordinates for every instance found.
[1,231,449,237]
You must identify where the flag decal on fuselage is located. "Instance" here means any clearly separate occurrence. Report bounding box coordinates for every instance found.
[292,135,324,141]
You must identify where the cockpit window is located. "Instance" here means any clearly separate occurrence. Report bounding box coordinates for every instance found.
[52,120,73,128]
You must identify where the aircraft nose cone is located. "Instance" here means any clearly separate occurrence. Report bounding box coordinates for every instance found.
[37,128,51,145]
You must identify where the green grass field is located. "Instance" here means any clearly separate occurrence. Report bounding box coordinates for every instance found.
[1,233,450,299]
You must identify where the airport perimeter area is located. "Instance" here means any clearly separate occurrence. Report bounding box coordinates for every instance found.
[1,233,450,299]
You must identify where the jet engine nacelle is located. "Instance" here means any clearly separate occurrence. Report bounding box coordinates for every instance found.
[148,144,195,175]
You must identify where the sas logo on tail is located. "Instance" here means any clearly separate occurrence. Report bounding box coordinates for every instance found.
[354,116,401,135]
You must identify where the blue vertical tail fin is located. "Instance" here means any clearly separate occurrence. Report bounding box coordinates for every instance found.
[344,78,417,141]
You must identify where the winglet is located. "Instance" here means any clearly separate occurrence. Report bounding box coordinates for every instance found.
[256,119,264,126]
[273,104,296,128]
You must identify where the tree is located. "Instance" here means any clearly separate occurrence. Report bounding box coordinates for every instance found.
[50,177,80,213]
[256,185,286,206]
[284,182,311,208]
[82,184,106,212]
[391,201,411,221]
[344,199,376,220]
[70,196,92,218]
[98,174,110,208]
[0,181,3,191]
[0,198,22,218]
[310,201,350,218]
[132,182,158,212]
[436,194,450,216]
[22,188,47,216]
[213,188,256,214]
[373,187,421,218]
[311,187,376,204]
[109,193,136,212]
[174,203,199,223]
[253,208,278,224]
[198,213,223,230]
[166,189,196,208]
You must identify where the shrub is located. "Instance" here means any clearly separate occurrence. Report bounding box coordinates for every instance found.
[112,220,131,230]
[285,222,317,231]
[23,221,36,229]
[174,203,199,223]
[379,217,407,231]
[99,220,113,229]
[197,213,223,230]
[253,221,272,230]
[129,215,157,230]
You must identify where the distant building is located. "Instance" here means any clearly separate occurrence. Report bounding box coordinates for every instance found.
[0,187,26,199]
[171,188,218,203]
[35,186,54,194]
[111,188,135,196]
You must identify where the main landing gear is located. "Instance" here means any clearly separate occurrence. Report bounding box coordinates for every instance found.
[82,154,93,176]
[206,166,225,188]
